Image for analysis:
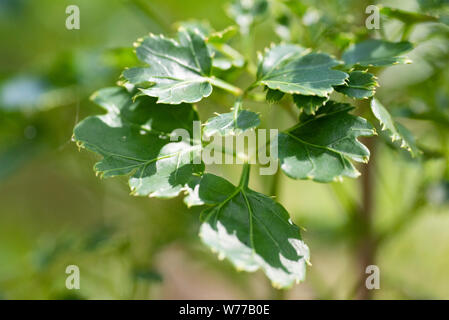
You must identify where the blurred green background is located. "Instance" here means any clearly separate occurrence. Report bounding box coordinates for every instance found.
[1,0,449,299]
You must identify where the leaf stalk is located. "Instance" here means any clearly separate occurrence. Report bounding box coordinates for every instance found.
[209,77,243,96]
[239,163,251,189]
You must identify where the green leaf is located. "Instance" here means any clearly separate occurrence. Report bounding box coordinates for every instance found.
[278,101,376,182]
[266,88,285,104]
[293,94,329,115]
[204,110,260,137]
[211,46,246,71]
[370,98,420,157]
[123,28,213,104]
[227,0,269,34]
[342,39,414,67]
[177,21,244,71]
[207,26,238,44]
[380,6,439,25]
[74,87,204,199]
[174,20,212,37]
[335,70,378,99]
[257,44,348,97]
[206,26,244,70]
[198,173,310,288]
[204,98,260,137]
[183,176,205,207]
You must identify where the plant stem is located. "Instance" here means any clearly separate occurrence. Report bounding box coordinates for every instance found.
[233,97,243,119]
[269,170,281,197]
[239,163,251,189]
[401,24,414,41]
[355,136,377,300]
[354,1,379,296]
[208,77,243,96]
